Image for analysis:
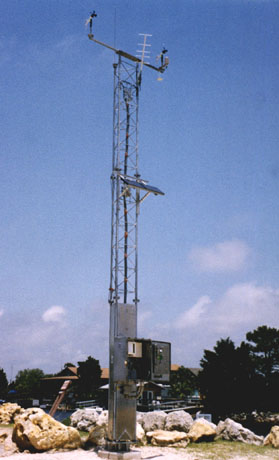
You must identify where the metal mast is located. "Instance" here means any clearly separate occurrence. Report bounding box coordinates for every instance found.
[88,22,168,456]
[109,55,140,308]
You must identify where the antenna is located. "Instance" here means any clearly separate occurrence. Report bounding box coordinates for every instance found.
[88,33,169,77]
[87,14,169,456]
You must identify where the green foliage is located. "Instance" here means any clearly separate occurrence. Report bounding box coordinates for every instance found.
[170,366,197,399]
[246,325,279,410]
[77,356,102,400]
[14,368,44,398]
[199,338,256,417]
[62,416,71,426]
[199,326,279,416]
[0,368,8,399]
[246,325,279,378]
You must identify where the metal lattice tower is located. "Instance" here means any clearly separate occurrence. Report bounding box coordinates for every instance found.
[109,57,140,307]
[88,23,168,454]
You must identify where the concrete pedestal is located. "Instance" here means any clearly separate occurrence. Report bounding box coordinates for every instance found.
[98,450,141,459]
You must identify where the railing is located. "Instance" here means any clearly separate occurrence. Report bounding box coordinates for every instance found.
[75,399,98,408]
[138,398,202,413]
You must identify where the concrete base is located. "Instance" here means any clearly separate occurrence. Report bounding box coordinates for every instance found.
[98,450,141,459]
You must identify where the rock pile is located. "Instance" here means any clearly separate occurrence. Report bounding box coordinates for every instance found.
[1,400,279,453]
[70,407,279,449]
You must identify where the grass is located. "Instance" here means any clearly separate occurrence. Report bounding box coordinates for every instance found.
[0,423,13,429]
[177,440,276,460]
[61,417,88,438]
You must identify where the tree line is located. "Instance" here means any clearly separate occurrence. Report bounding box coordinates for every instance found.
[170,325,279,418]
[0,356,102,402]
[1,325,279,417]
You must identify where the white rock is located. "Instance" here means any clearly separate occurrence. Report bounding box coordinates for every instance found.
[97,410,108,427]
[70,408,100,432]
[146,429,188,446]
[216,418,264,446]
[87,425,107,446]
[165,410,193,432]
[136,411,145,426]
[136,422,146,445]
[142,411,166,433]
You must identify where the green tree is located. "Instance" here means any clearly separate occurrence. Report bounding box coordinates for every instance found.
[64,363,75,368]
[0,368,8,399]
[246,325,279,410]
[14,368,44,399]
[77,356,102,400]
[170,366,198,400]
[199,338,256,417]
[246,325,279,379]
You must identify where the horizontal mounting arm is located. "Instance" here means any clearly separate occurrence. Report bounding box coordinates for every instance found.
[88,34,167,73]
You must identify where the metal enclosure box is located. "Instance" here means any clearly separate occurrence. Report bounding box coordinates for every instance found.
[127,339,171,383]
[151,340,171,382]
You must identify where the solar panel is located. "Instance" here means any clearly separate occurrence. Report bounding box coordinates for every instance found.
[119,176,164,196]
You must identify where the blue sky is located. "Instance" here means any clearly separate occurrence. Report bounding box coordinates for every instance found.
[1,0,279,380]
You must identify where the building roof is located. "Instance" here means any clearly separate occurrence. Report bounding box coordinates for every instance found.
[101,368,109,379]
[171,364,180,371]
[68,366,78,375]
[171,364,201,376]
[41,375,78,381]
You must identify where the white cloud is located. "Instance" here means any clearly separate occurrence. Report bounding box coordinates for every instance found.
[174,283,279,334]
[0,309,4,318]
[188,239,250,272]
[168,282,279,366]
[42,305,66,323]
[212,282,279,334]
[175,296,211,329]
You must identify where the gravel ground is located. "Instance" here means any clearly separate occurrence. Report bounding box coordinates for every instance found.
[2,446,277,460]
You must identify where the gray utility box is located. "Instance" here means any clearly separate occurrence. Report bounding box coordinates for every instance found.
[127,338,171,383]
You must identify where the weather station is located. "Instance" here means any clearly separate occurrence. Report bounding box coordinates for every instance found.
[87,12,170,459]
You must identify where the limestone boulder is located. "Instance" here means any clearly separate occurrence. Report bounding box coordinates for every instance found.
[70,408,101,431]
[97,409,108,427]
[87,424,107,446]
[0,428,19,456]
[165,410,193,432]
[12,408,81,451]
[142,411,166,432]
[0,403,22,424]
[216,418,264,446]
[187,418,216,442]
[146,429,188,446]
[136,422,146,445]
[264,425,279,448]
[136,411,145,426]
[86,410,108,446]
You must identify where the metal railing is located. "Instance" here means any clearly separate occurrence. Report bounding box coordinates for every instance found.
[75,399,98,408]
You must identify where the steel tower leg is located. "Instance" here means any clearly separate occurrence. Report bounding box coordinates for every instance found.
[106,56,140,453]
